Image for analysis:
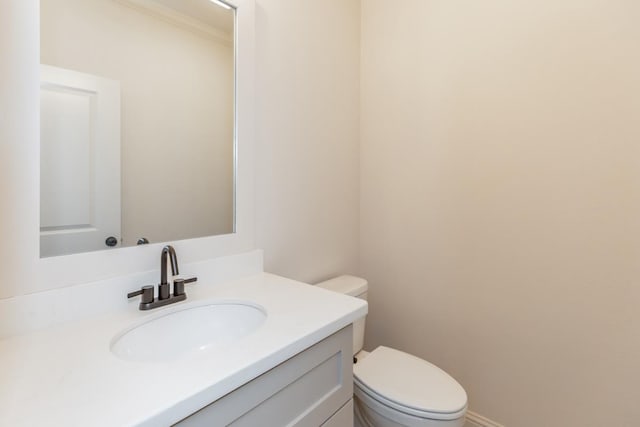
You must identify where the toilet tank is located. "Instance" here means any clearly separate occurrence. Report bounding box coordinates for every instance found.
[315,275,368,356]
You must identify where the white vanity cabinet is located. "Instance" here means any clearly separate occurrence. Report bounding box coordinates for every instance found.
[0,273,367,426]
[176,325,354,427]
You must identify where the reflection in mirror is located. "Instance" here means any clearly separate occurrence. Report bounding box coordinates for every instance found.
[39,0,235,258]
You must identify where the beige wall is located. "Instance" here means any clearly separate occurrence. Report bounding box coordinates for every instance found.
[41,0,234,247]
[254,0,361,283]
[361,1,640,426]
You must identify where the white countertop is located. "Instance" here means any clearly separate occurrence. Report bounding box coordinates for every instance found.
[0,273,367,426]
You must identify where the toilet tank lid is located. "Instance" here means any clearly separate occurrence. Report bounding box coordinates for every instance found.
[315,275,368,296]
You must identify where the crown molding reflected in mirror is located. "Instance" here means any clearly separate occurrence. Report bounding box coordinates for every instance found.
[1,0,254,297]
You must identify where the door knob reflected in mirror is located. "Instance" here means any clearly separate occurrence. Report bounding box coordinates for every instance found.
[105,236,118,247]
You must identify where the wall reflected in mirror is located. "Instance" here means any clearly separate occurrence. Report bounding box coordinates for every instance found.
[40,0,236,257]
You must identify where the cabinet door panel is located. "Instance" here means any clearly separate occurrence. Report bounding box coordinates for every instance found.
[321,399,353,427]
[176,326,353,427]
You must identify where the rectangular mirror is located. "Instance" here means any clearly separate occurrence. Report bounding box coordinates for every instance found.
[40,0,236,258]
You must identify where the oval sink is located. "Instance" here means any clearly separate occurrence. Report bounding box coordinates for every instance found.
[111,301,267,363]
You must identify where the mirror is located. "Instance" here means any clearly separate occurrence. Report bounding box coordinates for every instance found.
[39,0,236,258]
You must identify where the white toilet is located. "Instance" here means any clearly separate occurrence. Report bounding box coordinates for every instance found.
[316,275,468,427]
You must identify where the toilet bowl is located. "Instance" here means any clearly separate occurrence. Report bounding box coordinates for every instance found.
[316,276,467,427]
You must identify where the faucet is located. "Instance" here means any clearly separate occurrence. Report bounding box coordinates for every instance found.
[159,245,179,300]
[127,245,198,310]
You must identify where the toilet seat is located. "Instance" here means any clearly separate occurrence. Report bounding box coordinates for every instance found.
[353,346,467,421]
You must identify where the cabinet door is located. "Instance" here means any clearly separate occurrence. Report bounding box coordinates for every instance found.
[321,399,353,427]
[176,325,353,427]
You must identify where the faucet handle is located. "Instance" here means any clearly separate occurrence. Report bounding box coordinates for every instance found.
[173,276,197,297]
[127,285,154,304]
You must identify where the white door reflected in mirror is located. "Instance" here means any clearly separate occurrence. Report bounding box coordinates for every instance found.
[40,65,122,257]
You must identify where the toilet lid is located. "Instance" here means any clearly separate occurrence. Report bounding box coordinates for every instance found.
[353,346,467,419]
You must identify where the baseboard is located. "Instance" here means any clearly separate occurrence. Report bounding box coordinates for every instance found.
[466,410,504,427]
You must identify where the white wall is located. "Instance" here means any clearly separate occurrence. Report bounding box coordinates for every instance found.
[41,0,234,246]
[254,0,361,283]
[361,1,640,426]
[0,0,40,299]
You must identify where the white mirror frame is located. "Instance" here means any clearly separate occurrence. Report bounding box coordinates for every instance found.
[0,0,255,297]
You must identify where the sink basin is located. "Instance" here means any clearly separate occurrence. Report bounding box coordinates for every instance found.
[111,301,267,363]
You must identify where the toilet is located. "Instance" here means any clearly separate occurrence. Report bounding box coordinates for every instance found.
[316,275,468,427]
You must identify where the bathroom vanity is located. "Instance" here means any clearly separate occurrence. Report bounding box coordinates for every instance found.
[0,272,367,426]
